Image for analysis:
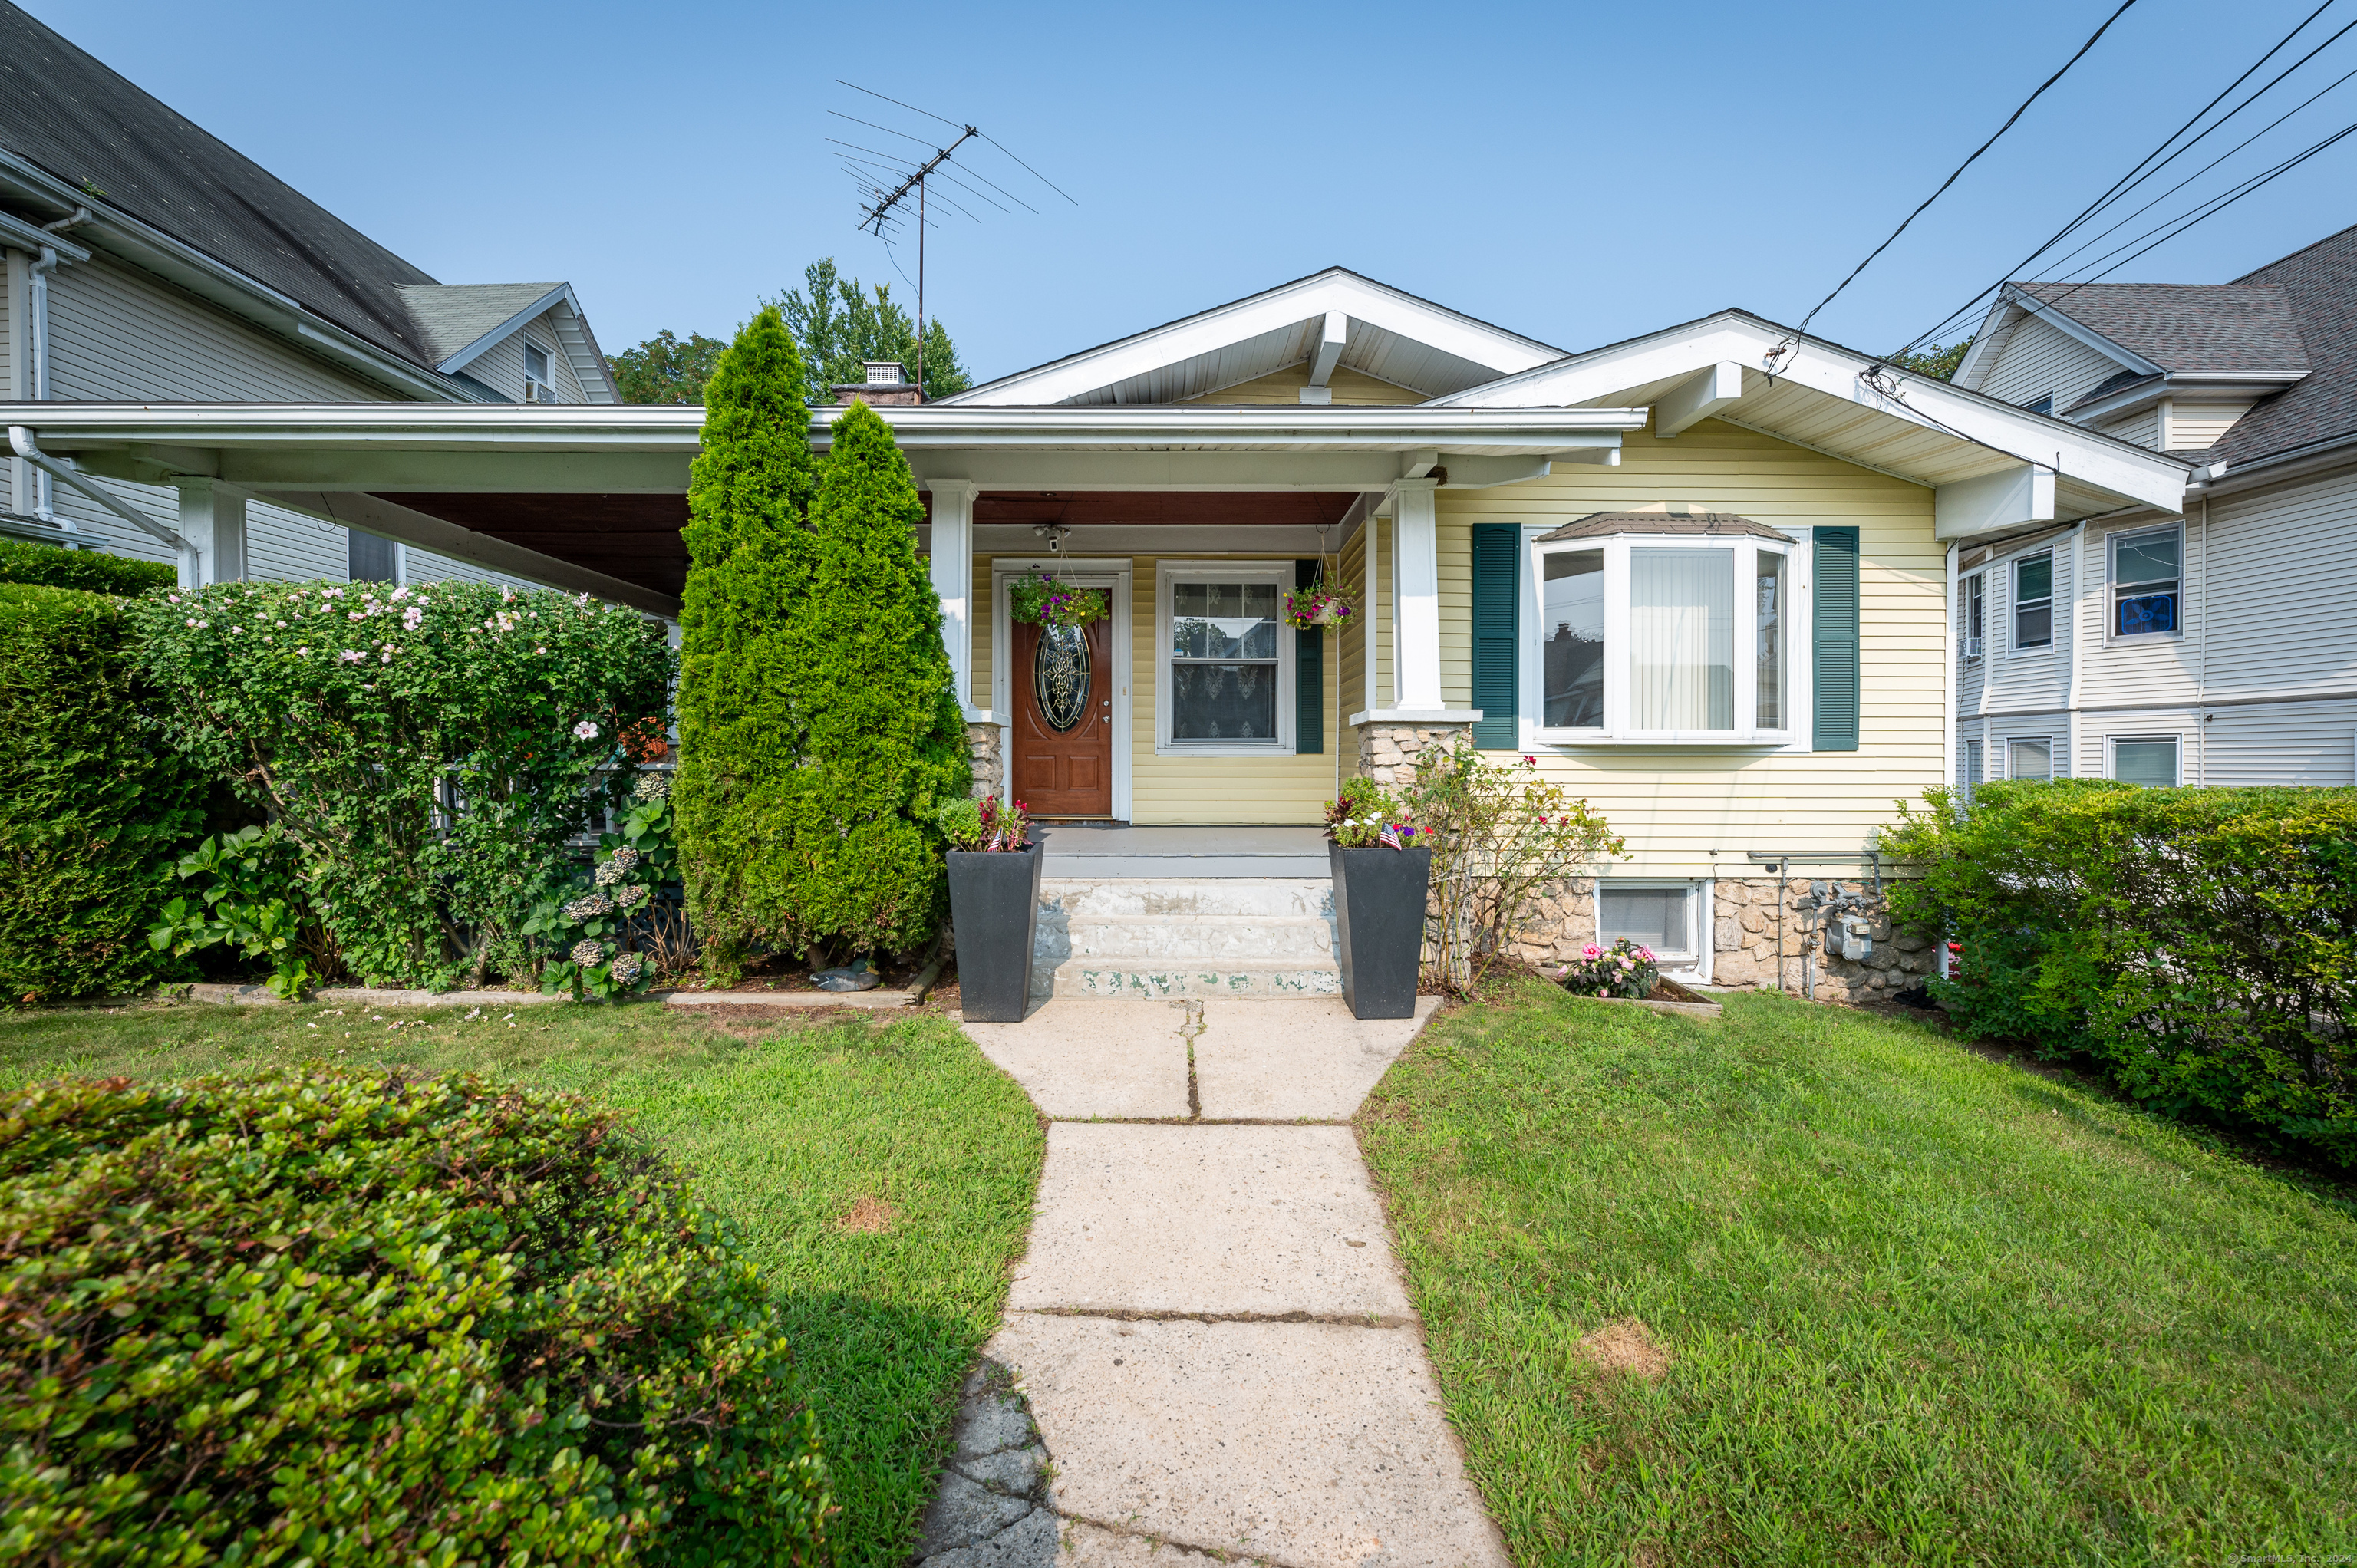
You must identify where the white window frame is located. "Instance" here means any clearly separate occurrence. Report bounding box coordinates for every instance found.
[2105,522,2184,644]
[2024,394,2055,417]
[1963,572,1986,663]
[1521,527,1810,749]
[2111,733,2181,786]
[2009,550,2055,655]
[1962,736,1985,792]
[1592,878,1710,980]
[522,339,556,404]
[2004,734,2055,780]
[1153,559,1294,756]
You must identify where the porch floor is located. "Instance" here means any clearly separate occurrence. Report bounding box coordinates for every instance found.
[1036,825,1330,879]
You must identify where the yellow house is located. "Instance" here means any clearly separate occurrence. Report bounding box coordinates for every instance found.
[13,269,2188,999]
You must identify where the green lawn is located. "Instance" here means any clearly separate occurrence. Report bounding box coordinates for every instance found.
[0,999,1043,1568]
[1360,982,2357,1567]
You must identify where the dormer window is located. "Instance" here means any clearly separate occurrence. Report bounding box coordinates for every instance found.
[1531,514,1797,742]
[523,342,555,404]
[2025,394,2054,417]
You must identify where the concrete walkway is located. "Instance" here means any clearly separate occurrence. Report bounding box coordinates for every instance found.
[918,997,1508,1568]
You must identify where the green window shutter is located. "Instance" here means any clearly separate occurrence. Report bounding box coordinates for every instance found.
[1812,525,1861,752]
[1470,525,1519,748]
[1294,558,1322,755]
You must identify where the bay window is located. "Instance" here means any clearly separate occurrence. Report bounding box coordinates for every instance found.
[1531,525,1797,741]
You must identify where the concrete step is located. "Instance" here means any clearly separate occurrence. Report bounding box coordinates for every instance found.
[1040,877,1333,920]
[1037,959,1343,1000]
[1060,914,1337,961]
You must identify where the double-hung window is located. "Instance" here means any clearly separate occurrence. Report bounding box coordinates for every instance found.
[2113,736,2180,786]
[523,341,556,404]
[1532,522,1796,742]
[2013,552,2053,651]
[2109,525,2181,639]
[1963,573,1986,662]
[1158,564,1288,750]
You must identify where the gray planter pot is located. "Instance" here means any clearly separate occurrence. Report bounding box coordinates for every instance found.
[946,840,1043,1023]
[1330,842,1431,1020]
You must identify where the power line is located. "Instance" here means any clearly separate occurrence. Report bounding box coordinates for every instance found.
[1791,0,2142,340]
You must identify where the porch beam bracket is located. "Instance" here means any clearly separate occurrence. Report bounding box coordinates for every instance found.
[1654,361,1744,438]
[1934,463,2056,540]
[1300,311,1348,405]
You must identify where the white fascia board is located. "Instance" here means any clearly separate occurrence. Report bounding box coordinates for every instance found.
[432,285,579,374]
[946,270,1561,407]
[0,150,464,404]
[0,210,90,262]
[1949,299,2019,390]
[1435,311,2189,514]
[1997,285,2164,377]
[2069,373,2303,427]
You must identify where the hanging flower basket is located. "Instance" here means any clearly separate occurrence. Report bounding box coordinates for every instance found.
[1008,568,1109,628]
[1284,577,1357,633]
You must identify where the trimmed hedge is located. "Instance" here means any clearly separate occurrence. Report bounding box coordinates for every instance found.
[0,1068,837,1565]
[1884,779,2357,1164]
[0,539,176,597]
[0,585,208,1003]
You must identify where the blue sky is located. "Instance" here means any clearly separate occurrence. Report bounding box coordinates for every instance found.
[26,0,2357,383]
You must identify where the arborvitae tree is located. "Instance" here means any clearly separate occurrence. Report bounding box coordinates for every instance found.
[779,400,969,957]
[674,307,818,975]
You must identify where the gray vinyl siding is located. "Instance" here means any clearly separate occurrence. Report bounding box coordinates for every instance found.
[535,315,585,401]
[2075,518,2200,710]
[45,255,390,402]
[453,311,587,404]
[2095,407,2160,450]
[2200,469,2357,703]
[403,546,512,587]
[2192,700,2357,786]
[1976,312,2131,413]
[1977,535,2073,716]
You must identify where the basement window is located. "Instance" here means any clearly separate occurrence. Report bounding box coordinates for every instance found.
[2007,736,2053,781]
[1596,882,1700,967]
[2114,736,2180,787]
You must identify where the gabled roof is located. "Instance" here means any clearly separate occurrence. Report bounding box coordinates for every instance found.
[399,284,574,370]
[2210,221,2357,467]
[2009,282,2309,378]
[944,268,1564,407]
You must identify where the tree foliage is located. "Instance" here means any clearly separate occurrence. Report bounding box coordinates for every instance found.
[1887,338,1972,381]
[773,259,971,404]
[0,585,209,1001]
[0,1067,837,1565]
[131,581,674,989]
[608,329,729,405]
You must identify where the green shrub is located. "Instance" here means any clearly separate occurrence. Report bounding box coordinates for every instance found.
[132,580,674,989]
[0,585,208,1002]
[528,772,682,999]
[0,1067,837,1565]
[0,539,176,597]
[675,308,820,977]
[1884,779,2357,1162]
[149,824,334,999]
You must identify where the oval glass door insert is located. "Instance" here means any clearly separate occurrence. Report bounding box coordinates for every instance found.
[1033,623,1090,731]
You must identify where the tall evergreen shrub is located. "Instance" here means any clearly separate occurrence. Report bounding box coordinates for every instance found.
[782,400,968,954]
[0,585,208,1000]
[675,308,819,971]
[0,539,176,596]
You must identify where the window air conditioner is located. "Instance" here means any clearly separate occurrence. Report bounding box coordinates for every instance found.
[1960,636,1983,661]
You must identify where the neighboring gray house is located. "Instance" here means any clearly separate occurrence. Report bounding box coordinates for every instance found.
[0,1,618,589]
[1947,222,2357,788]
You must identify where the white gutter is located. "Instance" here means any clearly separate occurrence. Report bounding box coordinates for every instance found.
[8,426,189,570]
[19,207,94,525]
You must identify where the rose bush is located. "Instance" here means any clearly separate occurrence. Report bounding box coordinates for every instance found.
[1558,937,1659,1000]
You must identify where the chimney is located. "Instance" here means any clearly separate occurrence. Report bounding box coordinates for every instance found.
[832,360,923,407]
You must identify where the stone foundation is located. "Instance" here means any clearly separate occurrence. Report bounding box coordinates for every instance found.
[966,720,1004,800]
[1353,721,1474,791]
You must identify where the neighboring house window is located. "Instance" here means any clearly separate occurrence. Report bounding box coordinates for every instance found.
[1963,737,1984,795]
[2113,736,2180,786]
[1597,882,1699,967]
[2013,552,2053,651]
[2025,395,2055,417]
[2008,736,2052,780]
[1533,532,1795,739]
[347,531,399,585]
[524,342,556,404]
[1158,564,1288,750]
[1963,572,1986,662]
[2109,525,2181,638]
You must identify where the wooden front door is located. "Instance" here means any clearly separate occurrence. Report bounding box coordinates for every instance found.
[1011,614,1113,815]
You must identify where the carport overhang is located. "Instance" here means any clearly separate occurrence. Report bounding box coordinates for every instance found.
[5,401,1648,617]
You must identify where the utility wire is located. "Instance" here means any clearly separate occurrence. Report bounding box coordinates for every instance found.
[1793,0,2141,339]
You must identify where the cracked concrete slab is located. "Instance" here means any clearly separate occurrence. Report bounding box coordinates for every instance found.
[1192,997,1445,1121]
[1009,1123,1409,1318]
[1058,1520,1228,1564]
[991,1314,1508,1568]
[960,999,1192,1119]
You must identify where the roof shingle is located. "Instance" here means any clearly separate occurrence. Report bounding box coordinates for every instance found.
[2013,281,2309,377]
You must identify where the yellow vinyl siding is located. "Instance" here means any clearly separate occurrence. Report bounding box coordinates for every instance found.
[1178,362,1426,406]
[1338,529,1368,720]
[970,551,994,710]
[1430,418,1944,877]
[2167,400,2253,451]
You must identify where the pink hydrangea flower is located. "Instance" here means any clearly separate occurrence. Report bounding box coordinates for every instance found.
[1582,944,1600,958]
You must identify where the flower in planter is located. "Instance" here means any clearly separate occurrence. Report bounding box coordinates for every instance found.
[1008,570,1109,629]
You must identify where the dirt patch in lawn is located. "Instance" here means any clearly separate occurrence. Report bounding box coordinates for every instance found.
[1579,1318,1670,1380]
[836,1194,900,1234]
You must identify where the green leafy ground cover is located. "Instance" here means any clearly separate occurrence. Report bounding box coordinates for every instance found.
[1360,982,2357,1566]
[0,1000,1043,1567]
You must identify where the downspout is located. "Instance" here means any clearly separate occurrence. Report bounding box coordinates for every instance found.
[7,427,190,572]
[2197,494,2209,786]
[26,207,93,528]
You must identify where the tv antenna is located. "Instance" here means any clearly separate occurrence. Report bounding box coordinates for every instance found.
[829,81,1076,395]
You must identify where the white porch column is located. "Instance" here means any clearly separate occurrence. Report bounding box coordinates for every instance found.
[173,479,246,588]
[1390,477,1443,711]
[928,479,979,713]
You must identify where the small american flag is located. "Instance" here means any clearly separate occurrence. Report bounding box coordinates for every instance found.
[1379,822,1403,851]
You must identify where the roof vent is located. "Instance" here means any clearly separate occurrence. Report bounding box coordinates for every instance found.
[865,361,904,384]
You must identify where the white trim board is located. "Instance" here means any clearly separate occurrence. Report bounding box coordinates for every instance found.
[990,556,1135,820]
